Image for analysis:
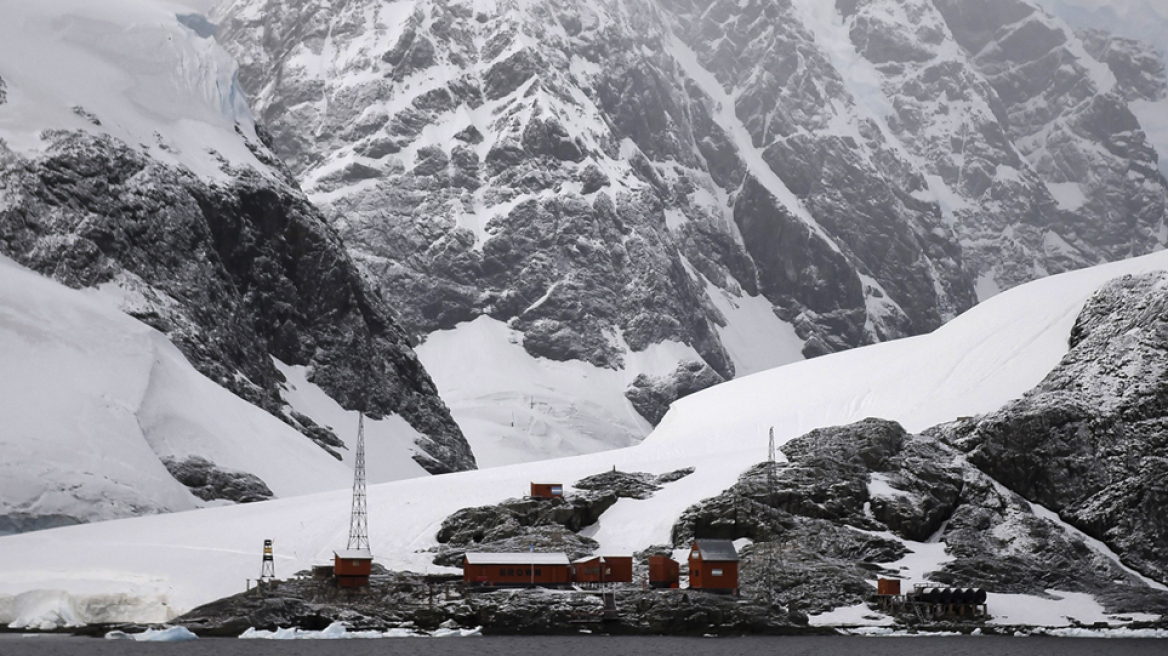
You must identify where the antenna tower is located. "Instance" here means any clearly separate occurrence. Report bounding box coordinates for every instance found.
[347,414,370,551]
[764,426,780,605]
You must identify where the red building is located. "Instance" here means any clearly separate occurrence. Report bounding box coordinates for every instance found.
[462,552,571,588]
[571,556,633,584]
[687,540,739,593]
[530,483,564,499]
[648,555,680,589]
[334,549,373,588]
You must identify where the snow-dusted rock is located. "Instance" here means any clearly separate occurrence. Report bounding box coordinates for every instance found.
[941,271,1168,584]
[212,0,1168,463]
[0,0,474,531]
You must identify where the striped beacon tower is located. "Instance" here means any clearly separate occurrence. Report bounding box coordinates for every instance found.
[260,539,276,582]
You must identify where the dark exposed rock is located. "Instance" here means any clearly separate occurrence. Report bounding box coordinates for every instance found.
[625,360,726,425]
[453,125,484,144]
[71,106,101,126]
[174,571,812,636]
[160,456,274,504]
[675,414,1168,615]
[432,491,617,566]
[655,467,695,484]
[938,272,1168,584]
[0,130,474,476]
[0,75,7,105]
[574,470,661,499]
[577,163,609,194]
[1079,29,1168,103]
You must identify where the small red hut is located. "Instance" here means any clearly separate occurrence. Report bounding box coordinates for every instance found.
[334,548,373,588]
[571,555,633,584]
[530,483,564,499]
[648,555,680,589]
[687,539,739,593]
[462,552,571,588]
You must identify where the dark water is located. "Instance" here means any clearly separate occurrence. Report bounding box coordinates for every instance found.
[1,634,1165,656]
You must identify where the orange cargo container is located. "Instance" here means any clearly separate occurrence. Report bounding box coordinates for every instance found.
[648,555,680,589]
[877,578,902,595]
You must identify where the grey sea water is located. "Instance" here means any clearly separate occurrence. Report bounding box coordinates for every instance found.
[1,635,1165,655]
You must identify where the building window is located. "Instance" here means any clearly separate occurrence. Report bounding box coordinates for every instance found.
[535,569,542,576]
[499,568,506,576]
[507,568,515,576]
[712,569,723,577]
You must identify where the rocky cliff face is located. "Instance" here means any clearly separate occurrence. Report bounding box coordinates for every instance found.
[938,271,1168,584]
[0,1,473,476]
[931,0,1168,293]
[212,0,1168,457]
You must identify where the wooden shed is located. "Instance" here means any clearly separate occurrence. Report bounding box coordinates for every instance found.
[648,555,680,589]
[334,549,373,588]
[687,539,739,593]
[571,556,633,584]
[463,552,571,588]
[530,483,564,499]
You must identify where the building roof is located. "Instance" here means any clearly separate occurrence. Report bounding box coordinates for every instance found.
[334,549,373,560]
[571,555,631,564]
[693,539,739,562]
[464,552,570,565]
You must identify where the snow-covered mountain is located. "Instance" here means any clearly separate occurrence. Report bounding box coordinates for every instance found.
[3,249,1168,629]
[211,0,1168,465]
[0,0,475,530]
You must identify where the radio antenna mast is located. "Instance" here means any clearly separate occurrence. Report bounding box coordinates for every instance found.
[347,414,369,551]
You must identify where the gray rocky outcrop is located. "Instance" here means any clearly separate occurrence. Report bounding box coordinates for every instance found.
[572,467,695,499]
[937,271,1168,584]
[431,492,617,565]
[675,416,1168,615]
[625,361,725,426]
[160,456,274,504]
[173,571,812,636]
[0,129,474,475]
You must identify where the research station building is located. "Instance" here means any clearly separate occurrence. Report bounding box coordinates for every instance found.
[687,539,739,593]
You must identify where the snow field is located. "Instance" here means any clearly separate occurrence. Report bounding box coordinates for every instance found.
[0,0,268,181]
[0,256,365,531]
[6,250,1168,628]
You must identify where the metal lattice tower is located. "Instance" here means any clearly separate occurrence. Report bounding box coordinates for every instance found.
[767,426,777,502]
[764,427,780,604]
[347,414,370,551]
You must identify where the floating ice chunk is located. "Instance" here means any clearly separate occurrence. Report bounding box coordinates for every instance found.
[106,626,198,642]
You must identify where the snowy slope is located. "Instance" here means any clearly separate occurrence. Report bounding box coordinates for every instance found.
[5,250,1168,627]
[0,0,469,518]
[0,0,264,181]
[0,255,355,534]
